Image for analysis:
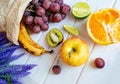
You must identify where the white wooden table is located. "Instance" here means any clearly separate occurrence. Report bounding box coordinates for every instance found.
[13,0,120,84]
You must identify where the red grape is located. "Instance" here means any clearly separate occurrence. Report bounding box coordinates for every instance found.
[61,4,71,14]
[23,11,31,16]
[22,0,71,33]
[38,0,44,3]
[61,13,66,19]
[52,65,61,74]
[34,16,43,25]
[49,3,60,13]
[48,14,54,22]
[35,2,42,9]
[94,58,105,69]
[43,0,52,9]
[45,21,49,25]
[40,23,49,31]
[50,0,56,2]
[42,15,48,22]
[36,7,45,16]
[24,16,33,25]
[53,13,62,22]
[31,25,41,33]
[56,0,63,6]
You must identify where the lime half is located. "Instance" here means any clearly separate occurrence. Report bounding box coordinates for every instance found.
[72,2,91,18]
[64,25,79,36]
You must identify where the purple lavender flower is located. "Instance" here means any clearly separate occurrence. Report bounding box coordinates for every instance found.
[0,49,16,60]
[0,32,6,41]
[0,53,25,65]
[10,79,22,84]
[4,53,25,64]
[0,78,8,84]
[0,45,21,54]
[0,64,36,75]
[0,32,36,84]
[0,38,9,45]
[0,32,6,36]
[0,64,36,83]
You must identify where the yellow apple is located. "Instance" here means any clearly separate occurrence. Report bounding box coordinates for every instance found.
[60,36,89,66]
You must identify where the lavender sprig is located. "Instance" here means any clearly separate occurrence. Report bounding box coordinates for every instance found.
[0,64,36,83]
[0,78,8,84]
[0,65,34,77]
[10,79,22,84]
[0,37,6,42]
[0,32,6,36]
[0,42,12,48]
[11,72,30,80]
[4,53,25,64]
[0,49,16,60]
[0,32,6,41]
[0,53,25,65]
[0,64,36,76]
[0,45,21,54]
[0,32,36,84]
[0,38,10,45]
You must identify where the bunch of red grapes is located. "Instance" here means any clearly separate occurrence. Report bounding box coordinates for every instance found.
[23,0,71,33]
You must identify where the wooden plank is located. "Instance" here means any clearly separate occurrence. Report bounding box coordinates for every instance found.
[22,0,76,83]
[77,43,120,84]
[11,48,30,64]
[113,0,120,9]
[20,0,119,84]
[77,0,119,84]
[43,0,95,84]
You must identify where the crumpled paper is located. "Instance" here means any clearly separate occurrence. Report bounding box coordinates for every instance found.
[0,0,31,45]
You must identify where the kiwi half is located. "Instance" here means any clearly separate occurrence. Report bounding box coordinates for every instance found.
[46,28,64,47]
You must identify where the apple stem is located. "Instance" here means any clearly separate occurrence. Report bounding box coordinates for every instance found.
[68,49,76,58]
[68,53,71,58]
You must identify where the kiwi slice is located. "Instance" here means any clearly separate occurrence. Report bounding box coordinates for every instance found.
[46,28,64,47]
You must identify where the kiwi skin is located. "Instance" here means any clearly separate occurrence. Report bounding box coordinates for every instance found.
[46,28,64,47]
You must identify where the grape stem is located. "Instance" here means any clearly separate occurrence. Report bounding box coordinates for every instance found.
[27,9,35,12]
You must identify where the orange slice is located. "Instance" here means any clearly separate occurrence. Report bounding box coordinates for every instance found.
[87,8,120,45]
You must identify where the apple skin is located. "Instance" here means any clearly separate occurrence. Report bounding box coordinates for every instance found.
[60,36,89,66]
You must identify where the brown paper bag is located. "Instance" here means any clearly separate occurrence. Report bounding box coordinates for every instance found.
[0,0,31,45]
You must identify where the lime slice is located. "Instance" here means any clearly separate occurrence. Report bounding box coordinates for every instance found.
[64,25,79,36]
[72,2,91,18]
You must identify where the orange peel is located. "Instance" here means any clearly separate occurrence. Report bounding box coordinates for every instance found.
[87,8,120,45]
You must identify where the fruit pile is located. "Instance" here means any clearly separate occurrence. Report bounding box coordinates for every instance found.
[22,0,71,33]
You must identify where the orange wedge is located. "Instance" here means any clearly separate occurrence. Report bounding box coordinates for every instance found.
[87,8,120,45]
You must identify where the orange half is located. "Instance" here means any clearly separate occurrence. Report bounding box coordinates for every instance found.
[87,8,120,45]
